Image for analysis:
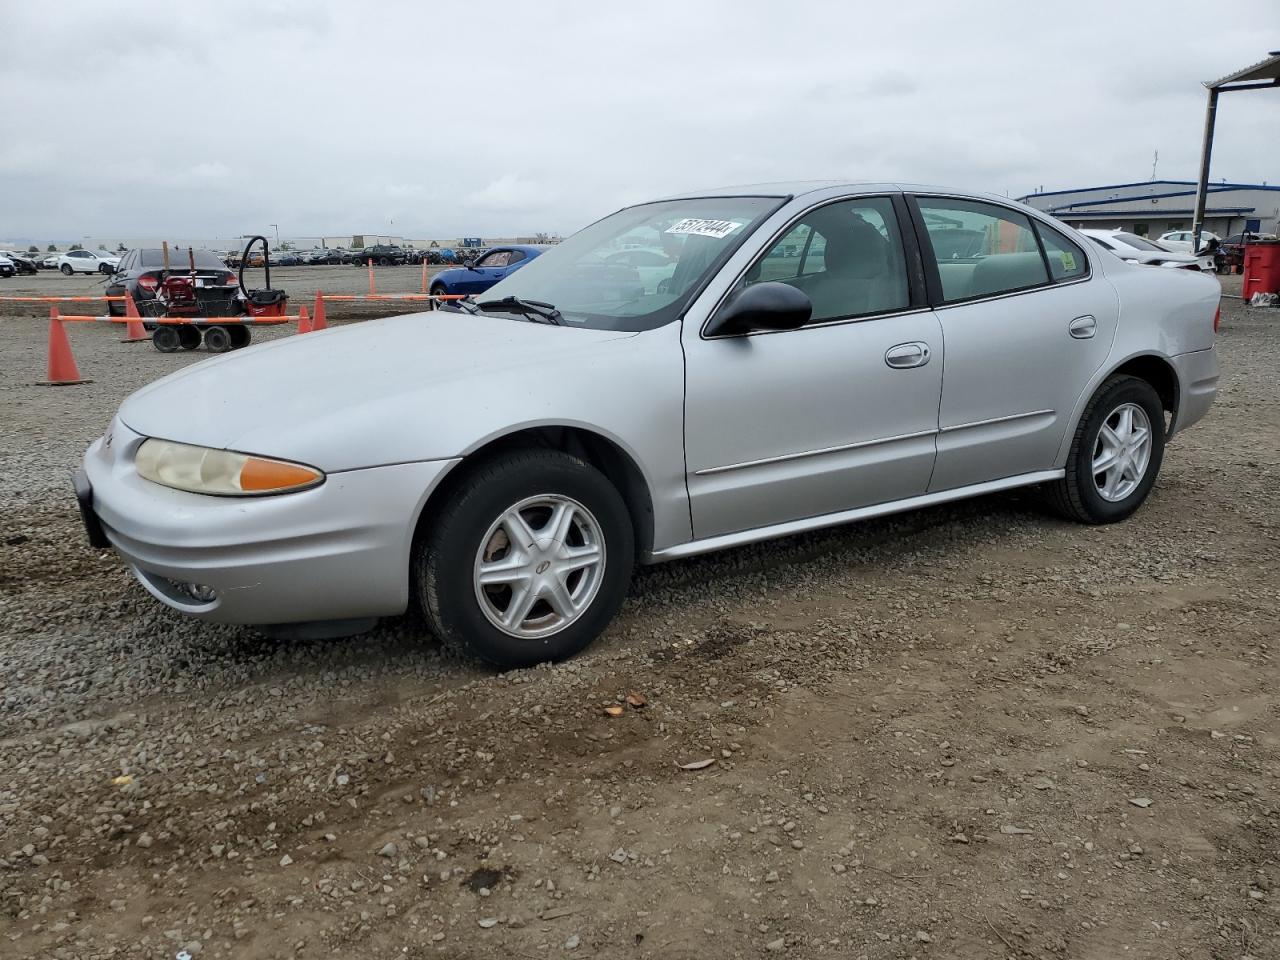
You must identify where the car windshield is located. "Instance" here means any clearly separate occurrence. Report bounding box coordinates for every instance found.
[469,196,782,331]
[1114,233,1168,252]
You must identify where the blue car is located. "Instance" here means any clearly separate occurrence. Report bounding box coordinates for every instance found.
[429,245,547,299]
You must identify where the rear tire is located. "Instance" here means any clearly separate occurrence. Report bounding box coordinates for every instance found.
[60,264,73,276]
[1044,375,1165,524]
[177,325,201,350]
[203,325,233,353]
[152,326,181,353]
[414,449,634,668]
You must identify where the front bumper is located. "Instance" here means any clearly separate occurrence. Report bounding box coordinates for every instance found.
[81,419,458,624]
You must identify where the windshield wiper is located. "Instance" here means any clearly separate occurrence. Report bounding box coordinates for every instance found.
[438,296,479,314]
[475,295,562,325]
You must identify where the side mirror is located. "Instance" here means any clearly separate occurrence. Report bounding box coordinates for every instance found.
[705,281,812,337]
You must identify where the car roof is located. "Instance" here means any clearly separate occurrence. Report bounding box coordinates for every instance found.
[653,181,1025,202]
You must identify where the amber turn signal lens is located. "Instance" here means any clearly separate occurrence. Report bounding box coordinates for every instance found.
[239,457,323,492]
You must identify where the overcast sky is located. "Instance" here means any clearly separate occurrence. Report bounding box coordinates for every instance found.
[1,1,1277,242]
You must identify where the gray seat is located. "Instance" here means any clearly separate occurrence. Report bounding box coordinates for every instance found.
[968,252,1047,299]
[804,214,906,320]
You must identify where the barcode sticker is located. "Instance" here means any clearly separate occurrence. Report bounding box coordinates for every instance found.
[665,219,743,240]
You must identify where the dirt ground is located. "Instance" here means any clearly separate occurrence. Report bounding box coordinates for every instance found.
[0,274,1276,960]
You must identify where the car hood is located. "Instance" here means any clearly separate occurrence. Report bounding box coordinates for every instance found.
[117,311,637,472]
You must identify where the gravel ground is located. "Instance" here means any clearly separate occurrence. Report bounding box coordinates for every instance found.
[1,276,1277,960]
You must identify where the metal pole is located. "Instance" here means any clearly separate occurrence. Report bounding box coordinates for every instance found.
[1191,87,1218,252]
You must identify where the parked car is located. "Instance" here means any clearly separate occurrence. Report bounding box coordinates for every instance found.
[1158,229,1220,254]
[58,249,122,275]
[1079,230,1210,271]
[428,245,547,298]
[0,251,39,275]
[40,253,61,269]
[305,248,340,265]
[0,255,14,278]
[269,251,304,267]
[351,244,407,266]
[76,183,1220,669]
[103,248,237,317]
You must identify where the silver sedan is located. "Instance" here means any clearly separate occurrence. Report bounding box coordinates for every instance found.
[78,182,1221,667]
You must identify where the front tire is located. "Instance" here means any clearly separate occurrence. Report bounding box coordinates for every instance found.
[415,450,634,668]
[1046,375,1165,524]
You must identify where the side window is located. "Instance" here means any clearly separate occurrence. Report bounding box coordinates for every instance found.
[917,197,1048,302]
[1035,223,1088,282]
[506,250,527,266]
[479,250,512,268]
[741,197,909,323]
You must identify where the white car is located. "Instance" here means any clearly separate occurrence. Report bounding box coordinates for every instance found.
[40,253,61,269]
[1159,230,1220,255]
[0,255,15,279]
[58,249,122,276]
[1080,230,1211,272]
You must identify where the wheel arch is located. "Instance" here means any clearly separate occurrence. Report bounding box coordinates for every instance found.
[408,423,657,566]
[1056,352,1181,466]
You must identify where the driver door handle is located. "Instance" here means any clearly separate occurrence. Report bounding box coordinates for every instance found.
[885,341,931,369]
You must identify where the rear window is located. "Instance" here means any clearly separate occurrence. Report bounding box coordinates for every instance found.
[140,249,227,268]
[1113,233,1166,252]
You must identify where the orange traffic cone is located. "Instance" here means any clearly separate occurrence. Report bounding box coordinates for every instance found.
[39,308,90,386]
[121,291,148,342]
[367,258,376,296]
[311,291,328,331]
[296,304,312,335]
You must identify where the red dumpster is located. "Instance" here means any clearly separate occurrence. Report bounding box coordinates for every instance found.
[1242,241,1280,298]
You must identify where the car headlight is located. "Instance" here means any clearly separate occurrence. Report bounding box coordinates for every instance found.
[134,439,324,496]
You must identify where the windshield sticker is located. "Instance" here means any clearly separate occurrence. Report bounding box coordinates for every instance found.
[665,218,743,240]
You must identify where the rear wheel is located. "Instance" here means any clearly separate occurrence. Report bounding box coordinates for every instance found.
[203,325,233,353]
[152,326,181,353]
[60,264,73,276]
[1045,375,1165,524]
[415,450,634,668]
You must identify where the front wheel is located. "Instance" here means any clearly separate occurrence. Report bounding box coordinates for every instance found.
[1045,375,1165,524]
[415,450,634,668]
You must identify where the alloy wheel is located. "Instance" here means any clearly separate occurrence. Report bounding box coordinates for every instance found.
[473,494,606,639]
[1092,402,1153,502]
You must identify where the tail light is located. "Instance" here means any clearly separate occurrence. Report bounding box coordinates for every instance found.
[223,272,237,286]
[1213,304,1221,334]
[137,273,159,293]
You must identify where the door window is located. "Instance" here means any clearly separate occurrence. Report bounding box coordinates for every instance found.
[917,197,1048,302]
[478,250,512,268]
[506,250,527,265]
[738,197,909,323]
[1034,223,1088,282]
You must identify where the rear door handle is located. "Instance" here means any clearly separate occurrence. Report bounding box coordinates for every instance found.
[885,341,931,369]
[1069,315,1097,339]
